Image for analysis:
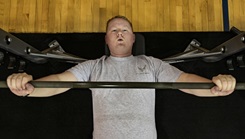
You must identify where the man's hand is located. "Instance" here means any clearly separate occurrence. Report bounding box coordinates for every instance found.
[211,74,236,96]
[7,72,34,97]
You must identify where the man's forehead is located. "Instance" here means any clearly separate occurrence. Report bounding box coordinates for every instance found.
[108,18,131,27]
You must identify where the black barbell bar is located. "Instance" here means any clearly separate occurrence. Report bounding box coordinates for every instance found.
[0,81,244,90]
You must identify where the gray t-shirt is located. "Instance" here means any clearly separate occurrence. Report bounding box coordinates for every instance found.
[68,55,182,139]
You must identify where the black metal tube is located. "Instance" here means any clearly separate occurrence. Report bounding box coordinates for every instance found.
[0,81,245,90]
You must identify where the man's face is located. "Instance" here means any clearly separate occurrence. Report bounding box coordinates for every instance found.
[105,18,135,57]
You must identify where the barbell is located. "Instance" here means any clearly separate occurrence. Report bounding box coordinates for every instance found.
[0,81,244,90]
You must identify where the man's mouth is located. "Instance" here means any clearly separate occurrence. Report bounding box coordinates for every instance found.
[117,38,123,41]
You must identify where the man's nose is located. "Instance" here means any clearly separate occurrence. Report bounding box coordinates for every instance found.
[117,30,123,36]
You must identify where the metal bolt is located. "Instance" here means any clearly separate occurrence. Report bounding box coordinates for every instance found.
[241,37,245,42]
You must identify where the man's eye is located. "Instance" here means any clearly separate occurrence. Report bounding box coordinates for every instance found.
[112,30,117,32]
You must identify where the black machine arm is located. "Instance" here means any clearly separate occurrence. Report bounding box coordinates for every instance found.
[163,27,245,63]
[0,28,87,64]
[0,28,47,64]
[27,40,87,63]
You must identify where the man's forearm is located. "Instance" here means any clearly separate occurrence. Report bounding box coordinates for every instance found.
[177,72,216,97]
[28,72,75,97]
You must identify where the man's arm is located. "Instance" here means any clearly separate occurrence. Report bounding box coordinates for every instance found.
[7,71,77,97]
[176,72,236,97]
